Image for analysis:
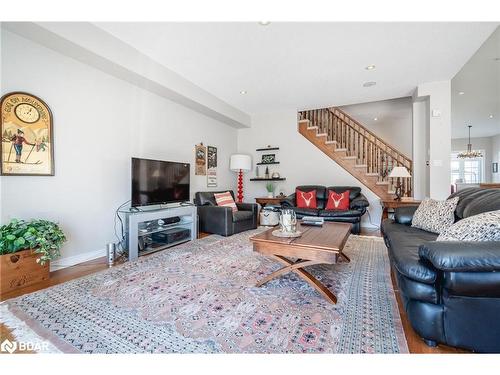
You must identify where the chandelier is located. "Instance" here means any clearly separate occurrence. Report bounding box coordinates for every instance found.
[457,125,483,159]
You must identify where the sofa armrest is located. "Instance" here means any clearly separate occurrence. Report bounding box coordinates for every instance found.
[350,194,369,210]
[236,202,258,227]
[281,193,296,208]
[394,206,419,225]
[197,205,233,235]
[418,241,500,272]
[236,202,257,213]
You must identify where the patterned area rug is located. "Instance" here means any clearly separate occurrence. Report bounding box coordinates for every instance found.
[1,229,408,353]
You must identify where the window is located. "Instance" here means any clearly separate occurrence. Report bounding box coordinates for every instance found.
[450,152,484,184]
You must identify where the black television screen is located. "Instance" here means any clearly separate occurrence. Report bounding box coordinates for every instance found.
[131,158,190,207]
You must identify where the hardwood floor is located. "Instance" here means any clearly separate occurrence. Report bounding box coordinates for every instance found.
[0,229,466,354]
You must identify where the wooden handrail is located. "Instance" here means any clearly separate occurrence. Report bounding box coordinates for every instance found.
[330,107,412,162]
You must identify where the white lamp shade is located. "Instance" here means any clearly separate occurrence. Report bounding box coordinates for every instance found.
[389,166,411,178]
[230,154,252,171]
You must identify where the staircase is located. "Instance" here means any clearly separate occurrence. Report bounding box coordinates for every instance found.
[298,107,413,200]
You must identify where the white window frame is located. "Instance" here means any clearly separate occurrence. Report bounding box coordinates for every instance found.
[450,151,485,184]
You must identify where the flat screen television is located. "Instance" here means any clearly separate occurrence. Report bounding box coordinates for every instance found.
[131,157,190,207]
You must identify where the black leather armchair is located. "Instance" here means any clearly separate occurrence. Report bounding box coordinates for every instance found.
[282,185,369,234]
[382,188,500,352]
[194,191,258,236]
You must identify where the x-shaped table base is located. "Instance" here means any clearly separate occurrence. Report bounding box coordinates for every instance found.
[256,253,350,304]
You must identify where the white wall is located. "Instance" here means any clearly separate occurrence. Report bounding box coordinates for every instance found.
[237,110,382,229]
[339,97,413,157]
[451,136,493,182]
[415,81,452,200]
[1,31,237,266]
[492,134,500,183]
[412,98,430,199]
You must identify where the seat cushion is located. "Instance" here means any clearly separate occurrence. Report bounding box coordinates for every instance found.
[411,197,459,234]
[232,210,253,222]
[296,188,317,209]
[195,190,236,206]
[449,187,500,219]
[214,191,238,212]
[325,189,350,210]
[327,186,361,200]
[437,210,500,242]
[382,220,438,284]
[319,209,361,218]
[295,185,327,209]
[290,207,319,217]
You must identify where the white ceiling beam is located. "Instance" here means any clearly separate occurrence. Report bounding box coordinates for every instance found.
[2,22,251,129]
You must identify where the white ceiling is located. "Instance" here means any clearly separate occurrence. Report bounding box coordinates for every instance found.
[95,22,498,116]
[451,26,500,139]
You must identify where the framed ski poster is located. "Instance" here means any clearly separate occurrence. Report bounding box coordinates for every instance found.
[1,92,54,176]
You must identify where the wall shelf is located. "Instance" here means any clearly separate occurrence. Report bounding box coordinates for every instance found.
[256,161,280,165]
[256,147,280,151]
[250,178,286,181]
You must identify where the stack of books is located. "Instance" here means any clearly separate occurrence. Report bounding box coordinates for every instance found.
[301,216,324,226]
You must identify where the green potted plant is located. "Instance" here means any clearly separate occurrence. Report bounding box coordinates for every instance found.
[266,182,275,198]
[0,219,66,294]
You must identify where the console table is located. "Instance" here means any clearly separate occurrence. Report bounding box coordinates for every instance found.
[254,196,287,208]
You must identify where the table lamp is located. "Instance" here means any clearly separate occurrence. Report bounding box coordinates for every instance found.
[230,154,252,203]
[389,166,411,201]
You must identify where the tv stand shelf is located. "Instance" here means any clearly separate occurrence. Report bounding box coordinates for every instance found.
[120,205,197,261]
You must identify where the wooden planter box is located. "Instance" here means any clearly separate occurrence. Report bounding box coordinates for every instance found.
[0,249,49,295]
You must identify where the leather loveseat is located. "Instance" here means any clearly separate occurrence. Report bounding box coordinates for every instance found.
[381,187,500,352]
[281,185,369,234]
[194,190,258,236]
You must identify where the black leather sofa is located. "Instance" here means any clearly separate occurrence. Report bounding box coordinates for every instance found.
[281,185,369,234]
[381,187,500,352]
[194,190,258,236]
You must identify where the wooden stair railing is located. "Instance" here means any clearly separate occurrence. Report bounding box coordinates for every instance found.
[298,107,413,198]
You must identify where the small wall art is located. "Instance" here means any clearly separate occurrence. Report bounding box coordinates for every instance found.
[195,143,206,175]
[207,145,217,187]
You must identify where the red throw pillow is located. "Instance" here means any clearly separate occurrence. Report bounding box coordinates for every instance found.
[214,191,238,212]
[326,190,350,211]
[296,189,317,209]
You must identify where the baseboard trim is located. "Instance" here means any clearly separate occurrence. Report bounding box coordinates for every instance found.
[50,248,106,272]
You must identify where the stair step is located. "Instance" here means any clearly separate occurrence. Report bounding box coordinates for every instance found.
[335,148,347,152]
[354,164,367,168]
[341,156,357,160]
[366,173,379,176]
[307,126,318,130]
[325,140,337,145]
[376,181,390,185]
[316,133,327,137]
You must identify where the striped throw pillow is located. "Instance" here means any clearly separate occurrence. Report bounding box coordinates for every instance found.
[214,192,238,212]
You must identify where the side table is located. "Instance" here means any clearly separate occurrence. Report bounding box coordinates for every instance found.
[380,198,421,227]
[255,196,287,208]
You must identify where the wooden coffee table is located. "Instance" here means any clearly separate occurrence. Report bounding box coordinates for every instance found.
[250,222,351,304]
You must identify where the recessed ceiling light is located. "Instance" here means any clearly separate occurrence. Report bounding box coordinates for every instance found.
[489,114,494,119]
[363,81,377,87]
[365,65,376,70]
[259,21,271,26]
[458,91,465,95]
[240,90,247,95]
[373,117,378,121]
